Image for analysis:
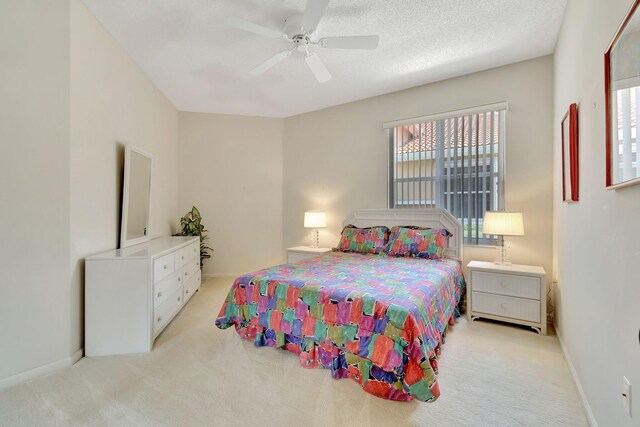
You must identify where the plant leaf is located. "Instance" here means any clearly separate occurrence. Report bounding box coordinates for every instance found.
[177,206,213,265]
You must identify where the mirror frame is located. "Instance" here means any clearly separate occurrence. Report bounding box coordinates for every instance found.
[120,143,153,248]
[605,0,640,189]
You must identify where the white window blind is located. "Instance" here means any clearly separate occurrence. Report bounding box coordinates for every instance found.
[387,106,506,245]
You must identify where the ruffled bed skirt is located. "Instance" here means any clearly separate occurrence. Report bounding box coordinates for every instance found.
[233,315,457,402]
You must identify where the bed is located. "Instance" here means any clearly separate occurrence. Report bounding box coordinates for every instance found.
[215,209,466,402]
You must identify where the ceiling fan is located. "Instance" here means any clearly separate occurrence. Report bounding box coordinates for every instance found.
[227,0,380,83]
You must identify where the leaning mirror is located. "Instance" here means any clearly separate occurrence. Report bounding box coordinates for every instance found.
[605,0,640,189]
[120,144,152,248]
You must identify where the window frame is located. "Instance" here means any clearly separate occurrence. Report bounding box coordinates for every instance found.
[385,104,508,246]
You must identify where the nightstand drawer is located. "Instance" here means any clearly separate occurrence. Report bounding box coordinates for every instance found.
[471,292,541,323]
[471,271,540,300]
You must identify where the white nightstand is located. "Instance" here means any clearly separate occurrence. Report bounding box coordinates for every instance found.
[286,246,332,263]
[467,260,547,335]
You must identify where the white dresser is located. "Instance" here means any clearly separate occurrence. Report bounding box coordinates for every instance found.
[467,260,547,335]
[85,236,201,356]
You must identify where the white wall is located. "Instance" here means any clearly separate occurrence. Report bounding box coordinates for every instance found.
[283,56,554,275]
[0,0,181,386]
[70,0,180,359]
[178,112,284,276]
[553,0,640,425]
[0,0,72,383]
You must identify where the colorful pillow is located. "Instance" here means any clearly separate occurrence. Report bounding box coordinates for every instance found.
[336,225,390,254]
[385,227,451,259]
[381,226,430,253]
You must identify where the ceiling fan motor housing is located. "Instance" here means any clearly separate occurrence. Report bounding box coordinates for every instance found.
[284,16,318,47]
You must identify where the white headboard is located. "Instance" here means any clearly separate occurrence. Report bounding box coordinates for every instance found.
[342,208,463,261]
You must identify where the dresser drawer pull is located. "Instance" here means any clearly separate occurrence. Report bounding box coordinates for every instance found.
[157,291,162,298]
[178,297,181,302]
[500,302,507,309]
[181,255,185,260]
[186,290,189,294]
[500,281,507,288]
[163,264,168,270]
[178,277,181,282]
[157,316,162,323]
[185,272,188,277]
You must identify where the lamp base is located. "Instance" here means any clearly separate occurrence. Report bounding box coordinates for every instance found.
[493,237,512,265]
[309,229,320,248]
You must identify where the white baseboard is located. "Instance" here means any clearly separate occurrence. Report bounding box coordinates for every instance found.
[554,321,598,427]
[0,348,83,390]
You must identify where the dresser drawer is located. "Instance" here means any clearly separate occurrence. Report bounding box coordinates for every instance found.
[153,285,183,335]
[182,256,200,282]
[472,292,540,323]
[184,270,201,303]
[175,242,199,269]
[471,271,540,300]
[153,272,181,308]
[153,253,175,284]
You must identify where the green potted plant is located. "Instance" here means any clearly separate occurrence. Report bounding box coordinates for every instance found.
[174,206,213,267]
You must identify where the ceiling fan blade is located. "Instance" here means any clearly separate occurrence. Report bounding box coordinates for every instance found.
[226,17,283,39]
[249,50,291,76]
[301,0,330,33]
[305,52,332,83]
[319,35,379,50]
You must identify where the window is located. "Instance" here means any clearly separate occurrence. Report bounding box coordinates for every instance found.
[386,105,506,245]
[613,87,639,182]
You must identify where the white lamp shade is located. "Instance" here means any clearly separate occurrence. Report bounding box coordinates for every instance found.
[482,211,524,236]
[304,211,326,228]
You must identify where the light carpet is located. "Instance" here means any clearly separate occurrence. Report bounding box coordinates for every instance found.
[0,277,588,427]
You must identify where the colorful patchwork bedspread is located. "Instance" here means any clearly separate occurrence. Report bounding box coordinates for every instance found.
[215,252,465,402]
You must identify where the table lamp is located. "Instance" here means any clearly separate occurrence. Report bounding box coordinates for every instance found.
[482,211,524,265]
[304,211,326,248]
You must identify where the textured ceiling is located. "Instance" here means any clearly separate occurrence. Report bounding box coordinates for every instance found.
[81,0,567,118]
